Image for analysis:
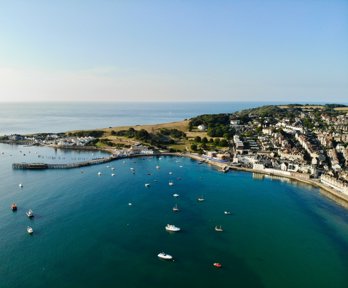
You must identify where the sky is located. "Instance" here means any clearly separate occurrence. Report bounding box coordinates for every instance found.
[0,0,347,102]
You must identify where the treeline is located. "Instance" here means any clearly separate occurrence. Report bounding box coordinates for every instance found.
[189,114,234,138]
[67,130,104,138]
[111,128,186,147]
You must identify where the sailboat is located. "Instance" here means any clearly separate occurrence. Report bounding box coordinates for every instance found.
[172,204,179,212]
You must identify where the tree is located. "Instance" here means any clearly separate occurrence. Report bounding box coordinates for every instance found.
[191,144,198,151]
[202,137,208,144]
[220,139,229,147]
[194,136,201,142]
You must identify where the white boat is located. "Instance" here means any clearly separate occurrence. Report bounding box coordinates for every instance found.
[168,181,174,186]
[215,225,223,232]
[156,165,160,169]
[128,202,132,206]
[111,167,115,171]
[145,183,150,187]
[111,173,115,177]
[19,184,23,188]
[27,226,33,234]
[26,209,34,218]
[173,204,179,212]
[197,196,205,202]
[157,252,172,260]
[97,172,102,176]
[165,224,181,232]
[224,211,231,215]
[173,193,179,198]
[169,172,173,175]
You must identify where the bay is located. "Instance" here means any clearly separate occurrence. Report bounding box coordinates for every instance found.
[0,143,348,288]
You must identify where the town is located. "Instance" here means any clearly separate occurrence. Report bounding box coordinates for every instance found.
[2,104,348,198]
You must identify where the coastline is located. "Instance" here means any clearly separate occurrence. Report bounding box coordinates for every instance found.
[8,144,348,209]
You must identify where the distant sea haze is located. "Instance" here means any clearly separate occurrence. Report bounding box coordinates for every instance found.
[3,101,346,136]
[0,101,273,135]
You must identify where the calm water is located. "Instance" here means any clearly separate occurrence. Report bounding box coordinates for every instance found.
[0,143,348,288]
[0,101,282,135]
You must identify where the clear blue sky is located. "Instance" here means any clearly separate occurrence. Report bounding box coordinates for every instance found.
[0,0,347,102]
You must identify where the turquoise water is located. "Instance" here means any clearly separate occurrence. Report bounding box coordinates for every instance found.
[1,144,348,287]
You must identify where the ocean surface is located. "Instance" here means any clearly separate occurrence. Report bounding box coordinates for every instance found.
[0,102,348,287]
[1,101,285,135]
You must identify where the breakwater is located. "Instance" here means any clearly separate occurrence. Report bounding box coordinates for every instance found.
[12,155,118,170]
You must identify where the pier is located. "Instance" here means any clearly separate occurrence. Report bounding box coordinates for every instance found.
[12,155,118,170]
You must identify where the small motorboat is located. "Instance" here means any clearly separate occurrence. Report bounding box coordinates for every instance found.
[11,203,17,211]
[19,184,23,188]
[111,173,115,177]
[156,165,160,169]
[213,262,222,268]
[197,197,205,202]
[224,211,231,215]
[97,172,102,176]
[173,204,179,212]
[215,225,223,232]
[128,202,132,206]
[168,181,174,186]
[27,226,33,234]
[165,224,181,232]
[169,172,173,175]
[26,209,34,218]
[145,183,150,187]
[173,193,179,198]
[158,252,173,260]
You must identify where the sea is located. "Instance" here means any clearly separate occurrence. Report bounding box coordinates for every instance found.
[0,102,348,288]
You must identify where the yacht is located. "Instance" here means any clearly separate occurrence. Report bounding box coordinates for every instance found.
[172,204,179,212]
[97,172,102,176]
[11,203,17,211]
[19,184,23,188]
[26,209,34,218]
[169,172,173,175]
[157,252,172,260]
[111,173,115,177]
[111,167,115,171]
[197,196,205,202]
[224,211,231,215]
[27,226,33,234]
[165,224,181,232]
[168,181,174,186]
[215,225,223,232]
[156,165,160,169]
[145,183,150,187]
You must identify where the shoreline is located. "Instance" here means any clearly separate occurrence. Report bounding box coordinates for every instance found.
[9,142,348,209]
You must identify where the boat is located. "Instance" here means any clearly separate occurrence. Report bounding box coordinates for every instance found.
[172,204,179,212]
[215,225,223,232]
[111,167,115,170]
[145,183,150,187]
[11,203,17,211]
[213,262,222,268]
[156,165,160,169]
[158,252,173,260]
[19,183,23,188]
[224,211,231,215]
[169,172,173,175]
[173,193,179,198]
[168,181,174,186]
[197,196,205,202]
[165,224,181,232]
[128,202,132,206]
[26,209,34,218]
[111,173,115,177]
[27,226,33,234]
[97,172,102,176]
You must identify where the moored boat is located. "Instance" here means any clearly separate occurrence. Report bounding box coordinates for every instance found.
[26,209,34,218]
[197,196,205,202]
[173,204,179,212]
[145,183,150,187]
[168,181,174,186]
[213,262,222,268]
[11,203,17,211]
[215,225,223,232]
[27,226,33,234]
[224,211,231,215]
[158,252,173,260]
[173,193,179,198]
[165,224,181,232]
